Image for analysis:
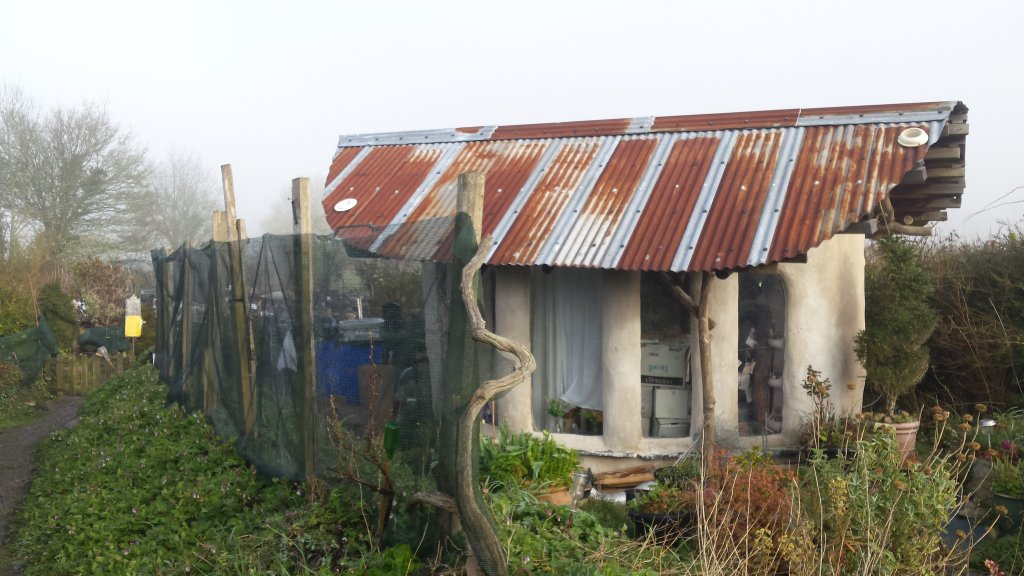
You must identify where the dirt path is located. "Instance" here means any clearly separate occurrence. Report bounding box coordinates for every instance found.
[0,397,84,575]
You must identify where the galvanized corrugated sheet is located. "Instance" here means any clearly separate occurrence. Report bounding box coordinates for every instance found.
[322,101,965,271]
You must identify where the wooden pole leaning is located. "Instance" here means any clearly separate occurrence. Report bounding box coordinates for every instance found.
[221,164,256,435]
[292,177,318,482]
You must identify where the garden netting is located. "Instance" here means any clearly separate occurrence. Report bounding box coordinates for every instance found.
[151,222,515,563]
[0,315,58,384]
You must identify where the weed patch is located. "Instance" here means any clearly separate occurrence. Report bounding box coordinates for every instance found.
[13,366,381,574]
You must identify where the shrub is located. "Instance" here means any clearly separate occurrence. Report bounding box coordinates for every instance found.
[479,424,579,491]
[37,282,76,353]
[70,257,135,325]
[856,235,937,416]
[921,228,1024,405]
[800,432,965,575]
[702,449,797,575]
[490,486,691,575]
[0,283,35,336]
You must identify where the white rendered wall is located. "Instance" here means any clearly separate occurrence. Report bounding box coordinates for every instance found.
[775,234,866,443]
[493,267,533,434]
[601,270,642,452]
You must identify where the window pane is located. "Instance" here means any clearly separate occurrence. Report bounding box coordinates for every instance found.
[641,273,692,438]
[738,273,785,436]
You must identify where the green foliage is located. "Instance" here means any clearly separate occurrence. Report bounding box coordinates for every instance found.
[653,457,702,489]
[991,459,1024,498]
[578,497,631,533]
[800,433,963,575]
[490,487,692,575]
[0,282,34,336]
[135,301,156,352]
[856,235,937,415]
[479,424,580,491]
[922,227,1024,405]
[971,532,1024,576]
[14,366,361,574]
[37,282,76,353]
[0,361,34,430]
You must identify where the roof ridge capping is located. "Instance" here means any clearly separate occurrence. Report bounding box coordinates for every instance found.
[335,101,965,148]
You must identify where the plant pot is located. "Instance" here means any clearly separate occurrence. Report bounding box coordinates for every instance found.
[942,510,988,550]
[535,487,572,506]
[993,492,1024,532]
[893,420,920,461]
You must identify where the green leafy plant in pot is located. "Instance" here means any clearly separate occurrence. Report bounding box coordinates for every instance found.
[855,235,937,460]
[991,459,1024,531]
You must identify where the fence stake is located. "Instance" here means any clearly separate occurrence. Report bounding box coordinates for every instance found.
[221,165,257,435]
[292,177,317,481]
[182,241,195,403]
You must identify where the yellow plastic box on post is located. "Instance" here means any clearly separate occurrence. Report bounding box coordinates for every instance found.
[125,315,143,338]
[125,296,143,337]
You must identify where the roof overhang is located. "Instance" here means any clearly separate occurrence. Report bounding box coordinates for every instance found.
[322,101,968,272]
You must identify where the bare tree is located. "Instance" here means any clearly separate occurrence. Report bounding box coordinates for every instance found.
[0,88,149,256]
[0,85,37,259]
[136,151,218,247]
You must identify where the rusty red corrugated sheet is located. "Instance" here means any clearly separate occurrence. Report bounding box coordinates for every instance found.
[324,101,965,271]
[651,109,799,132]
[549,138,659,266]
[322,145,440,243]
[490,118,633,141]
[621,136,720,270]
[768,124,928,262]
[688,131,785,271]
[325,147,362,188]
[490,140,602,264]
[431,141,550,262]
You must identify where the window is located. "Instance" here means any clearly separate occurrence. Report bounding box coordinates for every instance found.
[531,268,603,434]
[737,272,786,436]
[640,273,692,438]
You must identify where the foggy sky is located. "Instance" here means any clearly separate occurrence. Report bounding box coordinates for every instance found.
[2,0,1021,239]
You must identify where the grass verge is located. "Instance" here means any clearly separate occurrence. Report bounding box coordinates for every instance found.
[12,365,400,575]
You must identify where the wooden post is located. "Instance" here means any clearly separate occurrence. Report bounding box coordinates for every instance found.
[221,165,256,435]
[698,272,716,465]
[457,172,485,244]
[292,177,317,482]
[207,212,229,414]
[212,211,229,242]
[182,241,194,402]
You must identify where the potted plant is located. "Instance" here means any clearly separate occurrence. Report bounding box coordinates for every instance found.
[628,484,699,544]
[479,424,580,504]
[991,459,1024,531]
[547,398,570,432]
[628,457,703,543]
[855,235,937,460]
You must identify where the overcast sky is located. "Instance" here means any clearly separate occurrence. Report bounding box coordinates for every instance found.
[1,0,1020,239]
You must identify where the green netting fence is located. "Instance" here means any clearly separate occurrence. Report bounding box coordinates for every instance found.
[151,220,514,568]
[0,315,58,385]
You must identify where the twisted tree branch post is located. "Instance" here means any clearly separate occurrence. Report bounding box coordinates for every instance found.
[456,234,537,576]
[698,271,716,465]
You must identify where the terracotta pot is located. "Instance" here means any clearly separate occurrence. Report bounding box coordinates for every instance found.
[893,420,920,461]
[535,487,572,506]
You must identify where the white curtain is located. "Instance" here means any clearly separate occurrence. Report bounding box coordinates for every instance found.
[531,268,603,429]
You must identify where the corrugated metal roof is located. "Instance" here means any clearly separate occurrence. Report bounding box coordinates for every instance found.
[323,101,968,271]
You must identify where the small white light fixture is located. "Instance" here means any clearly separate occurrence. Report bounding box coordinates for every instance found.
[333,198,358,212]
[897,127,929,147]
